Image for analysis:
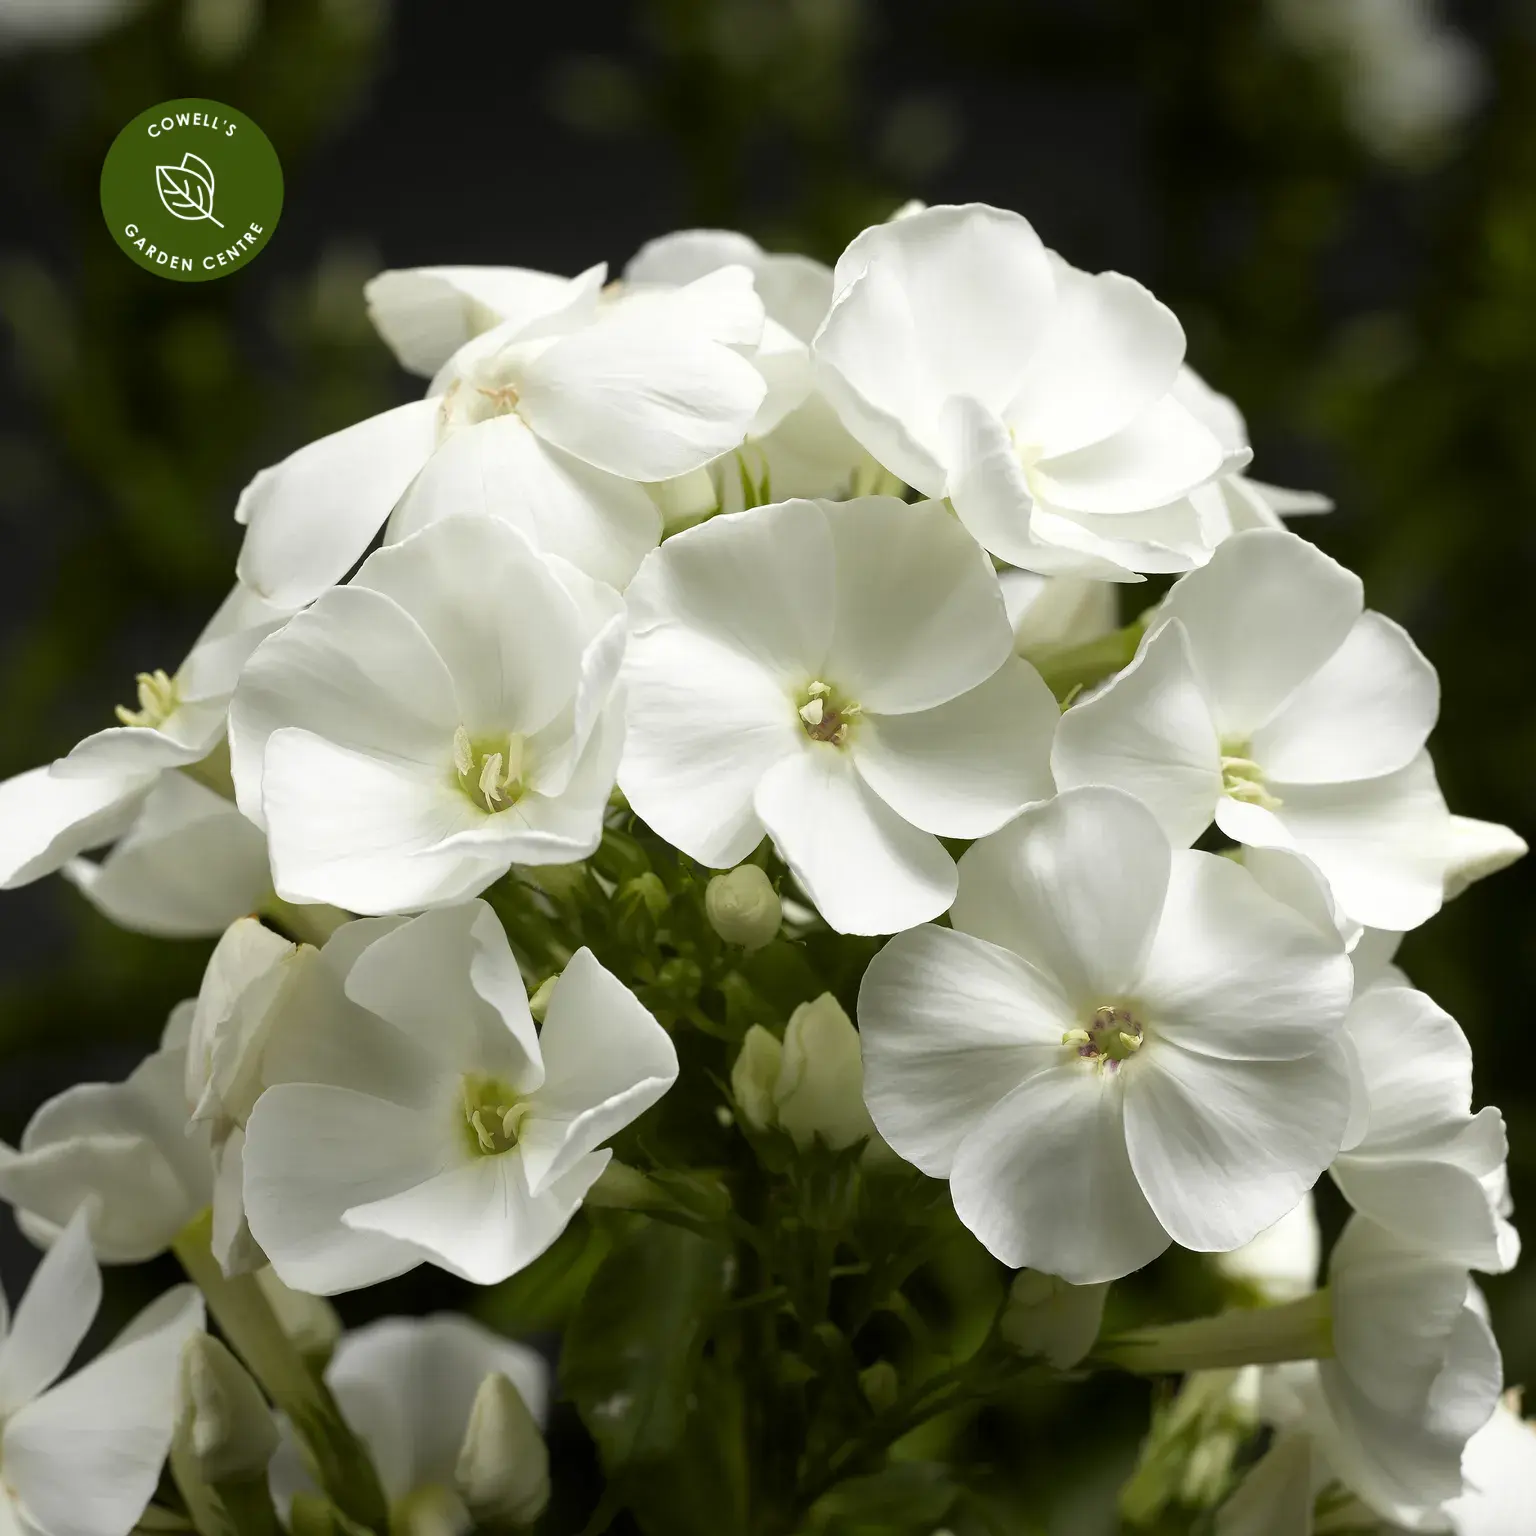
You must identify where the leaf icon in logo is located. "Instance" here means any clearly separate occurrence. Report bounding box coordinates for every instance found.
[155,152,224,228]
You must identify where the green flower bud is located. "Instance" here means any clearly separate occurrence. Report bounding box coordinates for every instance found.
[731,1024,783,1133]
[859,1360,899,1413]
[177,1334,280,1484]
[527,975,558,1023]
[455,1371,551,1529]
[705,865,782,950]
[775,994,876,1152]
[1001,1272,1109,1370]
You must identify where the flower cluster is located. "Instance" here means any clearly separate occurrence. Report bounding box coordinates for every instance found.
[0,201,1527,1535]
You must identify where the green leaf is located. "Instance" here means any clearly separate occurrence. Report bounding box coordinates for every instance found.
[561,1222,732,1469]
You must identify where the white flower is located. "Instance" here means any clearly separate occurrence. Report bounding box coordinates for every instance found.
[1052,527,1522,929]
[812,203,1226,579]
[238,263,767,604]
[0,582,288,892]
[618,495,1058,934]
[230,516,626,916]
[1232,1216,1502,1530]
[0,1209,203,1536]
[270,1313,547,1532]
[0,1007,212,1263]
[1443,1395,1536,1535]
[242,906,678,1293]
[1330,983,1518,1274]
[1212,1191,1322,1306]
[625,229,867,509]
[857,786,1354,1283]
[64,772,273,938]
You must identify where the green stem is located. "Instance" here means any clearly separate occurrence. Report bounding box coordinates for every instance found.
[1093,1291,1333,1375]
[173,1214,388,1531]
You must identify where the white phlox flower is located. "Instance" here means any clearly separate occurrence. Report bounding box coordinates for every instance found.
[618,494,1059,935]
[63,772,273,938]
[811,203,1228,579]
[1329,983,1518,1276]
[624,228,869,513]
[241,903,678,1293]
[0,1005,212,1263]
[1053,527,1524,929]
[0,1208,203,1536]
[0,582,289,893]
[857,786,1355,1284]
[229,516,627,916]
[239,260,767,604]
[1223,1216,1502,1533]
[269,1313,548,1534]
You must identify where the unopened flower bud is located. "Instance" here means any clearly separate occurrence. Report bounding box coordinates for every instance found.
[731,1025,783,1133]
[455,1371,551,1528]
[177,1333,280,1483]
[705,865,781,951]
[1001,1271,1110,1370]
[621,871,670,919]
[527,975,558,1023]
[859,1360,899,1412]
[774,994,876,1152]
[256,1266,342,1363]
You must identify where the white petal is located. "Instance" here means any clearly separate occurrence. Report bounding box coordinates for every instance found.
[234,399,440,609]
[1444,1401,1536,1535]
[0,765,153,889]
[0,1209,100,1414]
[623,498,833,675]
[951,787,1171,1007]
[515,289,766,481]
[619,625,798,868]
[813,262,949,494]
[352,518,584,736]
[518,948,677,1193]
[1266,750,1451,931]
[242,1083,456,1295]
[822,496,1015,713]
[343,1150,608,1286]
[1030,394,1223,515]
[1342,985,1472,1145]
[1252,611,1438,783]
[176,581,296,705]
[65,774,272,939]
[1006,262,1188,458]
[341,903,542,1092]
[858,926,1075,1178]
[754,745,956,936]
[1052,620,1223,848]
[851,659,1056,837]
[827,204,1054,421]
[1214,1435,1316,1536]
[387,414,661,591]
[1440,814,1528,900]
[1157,529,1362,740]
[2,1285,203,1536]
[1135,850,1353,1061]
[229,585,459,829]
[365,264,585,375]
[1123,1040,1349,1251]
[261,731,498,914]
[949,1063,1169,1283]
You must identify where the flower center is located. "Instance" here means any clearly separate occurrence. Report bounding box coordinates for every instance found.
[1220,739,1282,811]
[1063,1005,1145,1069]
[454,725,528,813]
[796,679,860,747]
[438,360,525,438]
[461,1074,527,1157]
[115,668,180,729]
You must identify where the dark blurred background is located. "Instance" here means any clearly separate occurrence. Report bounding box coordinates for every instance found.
[0,0,1531,1506]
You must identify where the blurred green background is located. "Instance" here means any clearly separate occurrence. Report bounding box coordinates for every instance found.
[0,0,1530,1522]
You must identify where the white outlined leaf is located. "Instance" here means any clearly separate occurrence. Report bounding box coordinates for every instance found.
[155,153,224,228]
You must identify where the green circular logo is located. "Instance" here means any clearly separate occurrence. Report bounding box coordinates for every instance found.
[100,98,283,282]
